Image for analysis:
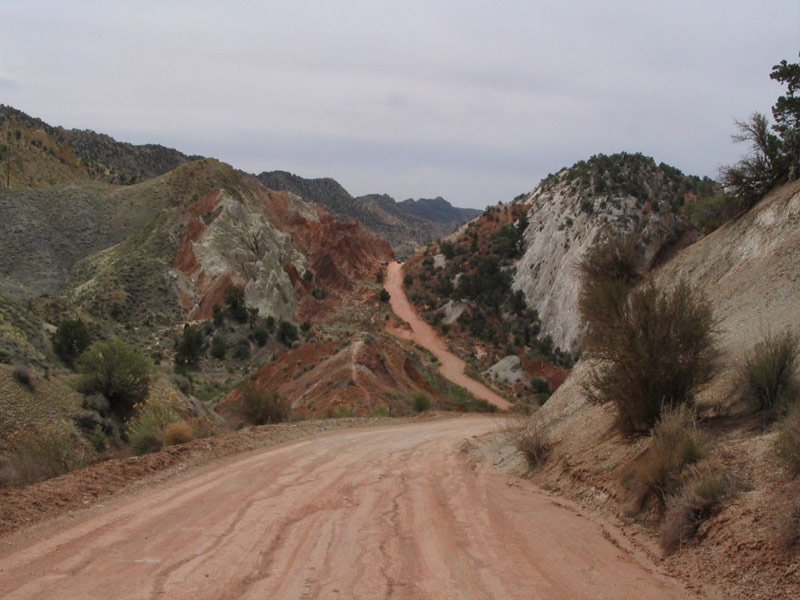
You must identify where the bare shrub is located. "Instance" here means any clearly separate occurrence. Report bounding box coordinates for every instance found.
[776,402,800,476]
[2,423,90,486]
[12,364,34,390]
[579,233,643,349]
[163,421,194,446]
[512,414,551,470]
[632,405,705,510]
[743,329,799,416]
[582,277,717,435]
[660,465,735,552]
[241,381,290,425]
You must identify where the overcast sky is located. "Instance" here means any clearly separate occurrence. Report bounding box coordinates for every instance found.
[1,1,798,208]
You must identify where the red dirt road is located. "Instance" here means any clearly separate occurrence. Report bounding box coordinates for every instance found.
[0,417,690,600]
[384,261,512,410]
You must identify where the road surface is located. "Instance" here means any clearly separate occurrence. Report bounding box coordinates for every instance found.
[384,261,512,410]
[0,417,689,599]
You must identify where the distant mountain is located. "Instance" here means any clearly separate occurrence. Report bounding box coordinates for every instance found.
[257,171,480,259]
[397,196,481,224]
[0,104,200,186]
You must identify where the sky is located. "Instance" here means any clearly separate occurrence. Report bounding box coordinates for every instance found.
[1,1,799,209]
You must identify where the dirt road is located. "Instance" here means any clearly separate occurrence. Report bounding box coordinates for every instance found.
[0,416,689,599]
[384,261,512,410]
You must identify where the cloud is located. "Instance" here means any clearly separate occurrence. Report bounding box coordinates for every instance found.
[0,74,17,91]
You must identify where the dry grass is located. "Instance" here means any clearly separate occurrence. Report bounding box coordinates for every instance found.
[631,405,705,510]
[163,421,194,446]
[510,413,551,470]
[0,422,91,486]
[660,464,736,552]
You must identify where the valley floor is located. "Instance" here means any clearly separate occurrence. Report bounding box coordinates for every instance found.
[0,416,695,600]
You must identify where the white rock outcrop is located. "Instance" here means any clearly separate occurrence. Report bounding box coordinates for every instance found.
[512,178,686,354]
[484,355,524,384]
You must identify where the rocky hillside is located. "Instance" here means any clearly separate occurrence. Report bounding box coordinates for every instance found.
[525,180,800,600]
[512,152,715,353]
[257,170,480,258]
[58,159,394,328]
[0,154,394,365]
[0,105,198,187]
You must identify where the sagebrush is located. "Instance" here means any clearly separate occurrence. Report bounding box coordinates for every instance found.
[241,381,291,425]
[743,329,799,416]
[582,276,717,434]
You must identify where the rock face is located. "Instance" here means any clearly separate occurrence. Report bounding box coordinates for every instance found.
[531,180,800,600]
[484,355,524,385]
[512,153,712,353]
[172,169,394,324]
[654,179,800,358]
[174,188,308,322]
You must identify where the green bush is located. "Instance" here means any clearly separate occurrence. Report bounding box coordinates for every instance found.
[410,391,433,412]
[241,381,291,425]
[232,338,251,360]
[224,284,248,322]
[743,329,799,415]
[210,335,227,359]
[212,304,224,326]
[77,339,153,421]
[253,325,268,347]
[683,193,738,235]
[174,324,204,367]
[53,319,91,367]
[277,321,298,345]
[530,377,550,394]
[579,234,642,348]
[379,289,391,303]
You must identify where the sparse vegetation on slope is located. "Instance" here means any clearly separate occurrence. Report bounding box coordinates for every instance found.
[579,236,717,434]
